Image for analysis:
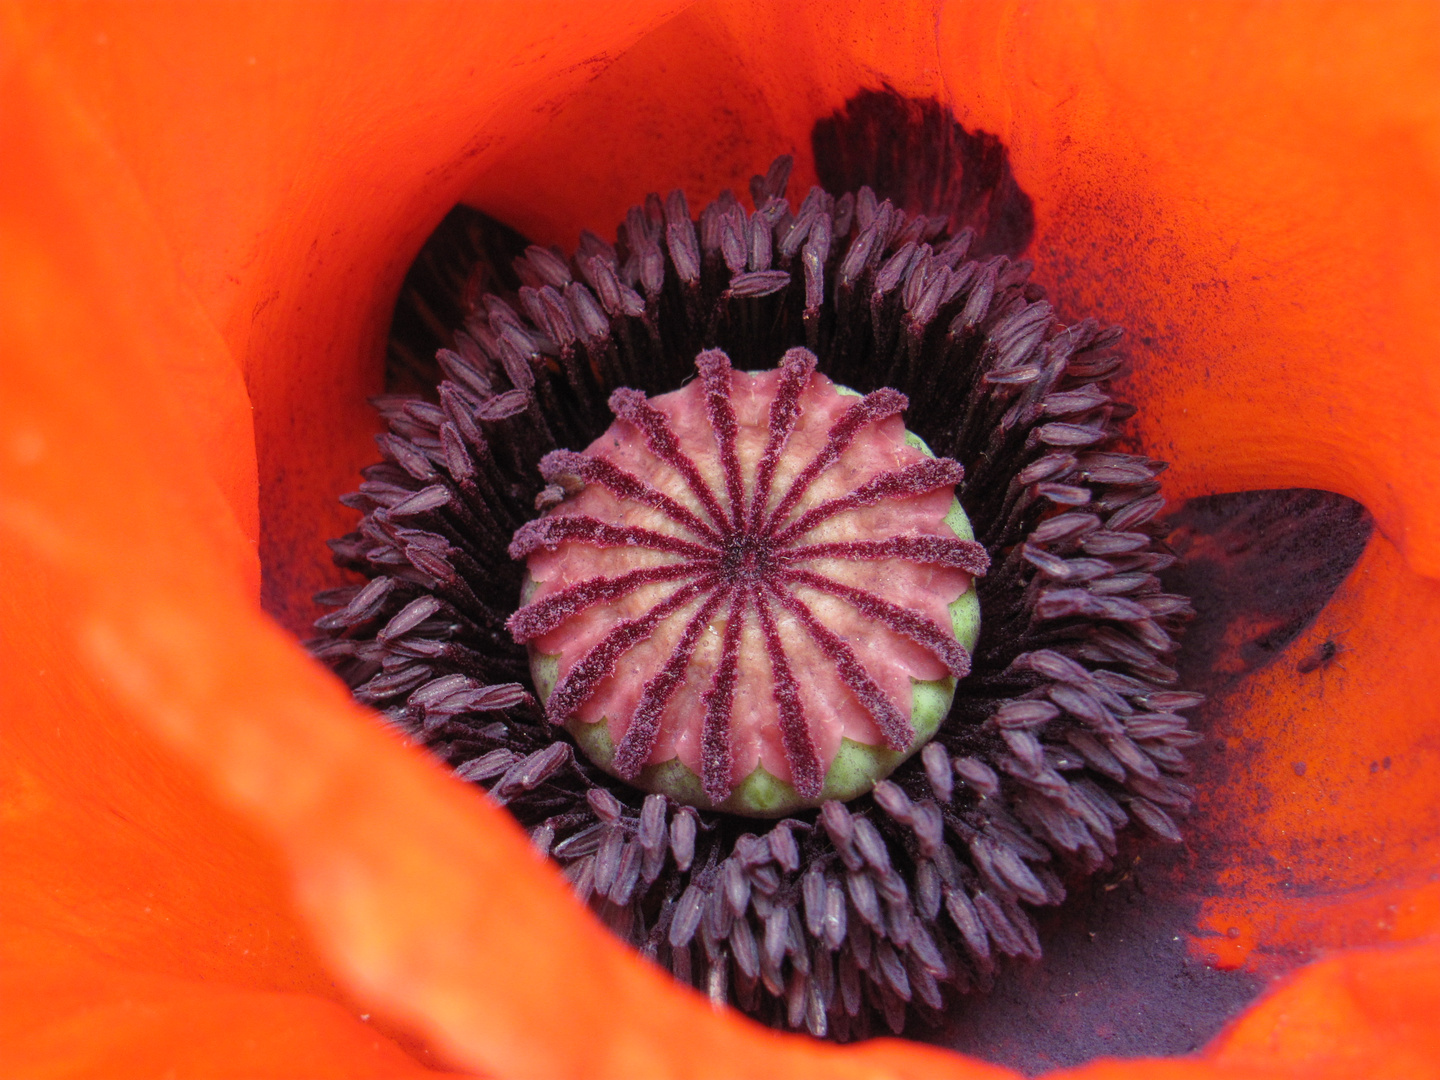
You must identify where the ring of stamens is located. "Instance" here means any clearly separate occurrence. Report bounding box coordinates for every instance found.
[314,137,1205,1041]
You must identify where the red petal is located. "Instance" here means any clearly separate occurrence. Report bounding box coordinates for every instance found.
[5,1,1438,1076]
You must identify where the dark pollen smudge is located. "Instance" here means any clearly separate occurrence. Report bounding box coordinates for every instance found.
[1295,639,1339,675]
[812,87,1035,261]
[1161,489,1371,690]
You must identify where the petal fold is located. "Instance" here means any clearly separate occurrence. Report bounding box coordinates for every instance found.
[6,0,1440,1076]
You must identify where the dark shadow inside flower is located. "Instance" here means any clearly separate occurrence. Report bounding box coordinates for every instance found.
[310,87,1373,1066]
[938,489,1372,1072]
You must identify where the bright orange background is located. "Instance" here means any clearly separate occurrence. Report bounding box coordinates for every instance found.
[2,2,1438,1077]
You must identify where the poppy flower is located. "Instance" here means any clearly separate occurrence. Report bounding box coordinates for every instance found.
[2,1,1437,1078]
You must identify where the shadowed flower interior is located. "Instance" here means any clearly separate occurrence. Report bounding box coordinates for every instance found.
[315,101,1206,1038]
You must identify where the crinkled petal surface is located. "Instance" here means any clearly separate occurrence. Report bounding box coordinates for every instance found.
[1,2,1437,1079]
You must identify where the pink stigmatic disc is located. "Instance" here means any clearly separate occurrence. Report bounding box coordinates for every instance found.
[507,347,989,814]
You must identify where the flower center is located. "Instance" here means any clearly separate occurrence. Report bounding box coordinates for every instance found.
[318,105,1206,1040]
[720,532,771,581]
[509,347,986,815]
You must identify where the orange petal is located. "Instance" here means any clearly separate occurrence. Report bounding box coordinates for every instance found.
[1187,532,1440,970]
[0,966,455,1080]
[11,0,699,633]
[1,25,448,1076]
[6,0,1440,1077]
[469,0,1440,570]
[1205,938,1440,1078]
[933,1,1440,571]
[9,4,1014,1077]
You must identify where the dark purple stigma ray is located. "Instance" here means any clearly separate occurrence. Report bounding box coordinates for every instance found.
[772,458,966,547]
[763,386,909,531]
[608,387,730,531]
[754,588,826,799]
[779,566,972,679]
[613,584,734,780]
[539,449,721,544]
[545,576,717,723]
[507,562,705,643]
[509,516,716,562]
[745,348,818,532]
[700,587,748,803]
[779,535,991,576]
[765,582,912,752]
[695,350,747,530]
